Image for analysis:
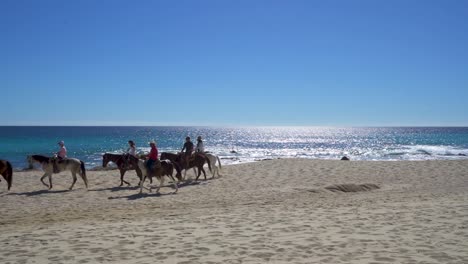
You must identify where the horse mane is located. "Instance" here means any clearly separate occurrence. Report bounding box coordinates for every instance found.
[104,153,124,157]
[31,155,51,163]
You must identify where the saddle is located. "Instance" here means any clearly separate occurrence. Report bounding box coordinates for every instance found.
[188,155,196,163]
[52,156,66,173]
[122,154,134,170]
[146,160,162,170]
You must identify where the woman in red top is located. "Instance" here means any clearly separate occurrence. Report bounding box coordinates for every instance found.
[146,141,158,173]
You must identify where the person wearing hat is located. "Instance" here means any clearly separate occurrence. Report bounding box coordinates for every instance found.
[146,141,159,175]
[57,141,67,159]
[196,136,205,153]
[181,136,194,168]
[53,140,67,173]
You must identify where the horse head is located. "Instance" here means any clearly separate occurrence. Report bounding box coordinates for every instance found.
[26,155,34,170]
[102,153,110,167]
[0,160,13,190]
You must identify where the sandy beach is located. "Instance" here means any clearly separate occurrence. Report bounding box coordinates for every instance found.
[1,159,468,263]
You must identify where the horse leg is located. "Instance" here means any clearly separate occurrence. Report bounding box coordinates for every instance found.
[69,172,78,190]
[155,176,164,193]
[120,169,130,186]
[195,166,202,181]
[139,175,147,194]
[40,173,50,189]
[80,170,89,189]
[48,173,54,189]
[201,166,207,180]
[169,175,178,194]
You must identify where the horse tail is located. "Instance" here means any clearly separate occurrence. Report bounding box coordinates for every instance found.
[80,161,88,188]
[6,161,13,190]
[205,155,212,173]
[172,161,183,181]
[216,155,222,170]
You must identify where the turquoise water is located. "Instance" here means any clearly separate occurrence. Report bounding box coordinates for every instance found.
[1,126,468,169]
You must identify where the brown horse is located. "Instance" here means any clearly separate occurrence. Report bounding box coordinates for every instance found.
[160,152,212,181]
[0,159,13,191]
[102,153,144,186]
[138,159,181,194]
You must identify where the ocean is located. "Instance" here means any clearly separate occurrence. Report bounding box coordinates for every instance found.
[1,126,468,169]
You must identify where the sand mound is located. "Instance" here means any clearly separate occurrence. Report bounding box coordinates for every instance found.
[325,183,380,192]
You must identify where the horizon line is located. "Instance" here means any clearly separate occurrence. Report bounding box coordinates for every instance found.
[1,125,468,128]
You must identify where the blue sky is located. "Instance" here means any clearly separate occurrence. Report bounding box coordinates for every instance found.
[1,0,467,126]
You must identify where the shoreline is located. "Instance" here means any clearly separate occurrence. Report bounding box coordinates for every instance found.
[13,156,468,172]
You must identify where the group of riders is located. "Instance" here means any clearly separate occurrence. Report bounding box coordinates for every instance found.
[52,136,206,174]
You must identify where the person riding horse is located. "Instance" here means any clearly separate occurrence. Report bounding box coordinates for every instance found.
[146,141,160,176]
[123,140,138,169]
[196,136,205,153]
[53,140,67,173]
[181,136,194,168]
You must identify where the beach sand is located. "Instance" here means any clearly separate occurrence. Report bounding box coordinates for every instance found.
[1,159,468,263]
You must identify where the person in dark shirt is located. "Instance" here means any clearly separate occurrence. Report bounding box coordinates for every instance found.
[181,136,194,168]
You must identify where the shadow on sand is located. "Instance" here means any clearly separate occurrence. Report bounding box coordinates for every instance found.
[10,189,70,197]
[108,191,176,201]
[106,180,206,200]
[89,185,141,192]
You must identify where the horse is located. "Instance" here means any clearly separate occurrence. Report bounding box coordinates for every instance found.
[27,155,88,190]
[102,153,144,186]
[138,159,180,194]
[160,152,212,181]
[0,160,13,191]
[204,153,222,177]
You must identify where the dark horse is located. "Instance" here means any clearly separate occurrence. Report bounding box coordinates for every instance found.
[102,153,144,186]
[0,159,13,190]
[160,152,212,181]
[138,159,182,193]
[27,155,88,190]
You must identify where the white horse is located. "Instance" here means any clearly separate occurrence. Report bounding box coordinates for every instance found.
[27,155,88,190]
[138,159,179,194]
[204,153,222,177]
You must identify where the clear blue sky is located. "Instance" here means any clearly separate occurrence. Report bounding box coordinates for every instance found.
[1,0,467,126]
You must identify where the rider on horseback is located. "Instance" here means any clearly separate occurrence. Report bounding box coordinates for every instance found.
[196,136,205,153]
[181,136,194,168]
[124,140,137,169]
[127,140,137,157]
[53,140,67,173]
[146,141,160,175]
